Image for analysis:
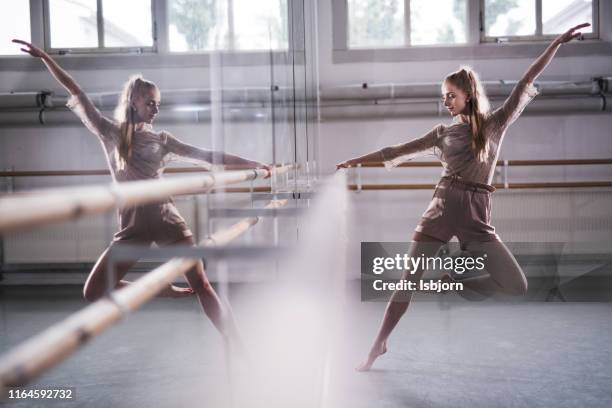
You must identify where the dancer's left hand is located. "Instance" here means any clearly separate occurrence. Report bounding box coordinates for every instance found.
[336,160,354,170]
[555,23,590,44]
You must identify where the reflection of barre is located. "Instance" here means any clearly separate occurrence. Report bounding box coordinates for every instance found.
[0,199,287,394]
[0,166,290,233]
[0,164,282,177]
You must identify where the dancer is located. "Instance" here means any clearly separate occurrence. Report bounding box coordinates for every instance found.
[14,39,270,341]
[336,24,589,371]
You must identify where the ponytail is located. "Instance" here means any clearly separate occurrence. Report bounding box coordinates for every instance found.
[445,67,491,162]
[114,75,156,169]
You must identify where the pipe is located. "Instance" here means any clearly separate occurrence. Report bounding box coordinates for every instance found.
[319,95,610,121]
[323,78,611,100]
[0,92,53,109]
[45,87,295,108]
[2,78,608,109]
[0,198,287,391]
[0,166,288,233]
[0,94,608,126]
[0,77,608,125]
[0,105,301,125]
[319,80,604,100]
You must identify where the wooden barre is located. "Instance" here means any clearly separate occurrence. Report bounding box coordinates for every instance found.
[0,186,272,196]
[0,167,288,233]
[0,199,287,392]
[1,159,610,178]
[348,181,612,190]
[356,158,612,168]
[0,165,272,177]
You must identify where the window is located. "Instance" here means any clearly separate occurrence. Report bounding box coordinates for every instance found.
[332,0,605,63]
[232,0,288,50]
[45,0,154,51]
[102,0,154,47]
[0,0,294,66]
[347,0,468,48]
[483,0,595,41]
[168,0,288,52]
[0,1,31,55]
[347,0,405,48]
[410,0,467,46]
[168,0,216,51]
[542,0,593,35]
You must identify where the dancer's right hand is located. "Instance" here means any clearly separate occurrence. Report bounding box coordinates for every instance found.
[12,39,47,59]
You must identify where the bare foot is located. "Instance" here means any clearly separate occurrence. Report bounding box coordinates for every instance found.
[356,341,387,371]
[157,285,195,298]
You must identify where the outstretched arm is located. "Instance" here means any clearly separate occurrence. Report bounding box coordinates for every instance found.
[13,39,119,142]
[494,23,590,127]
[13,39,82,95]
[336,125,439,170]
[336,149,384,169]
[521,23,590,84]
[164,132,271,175]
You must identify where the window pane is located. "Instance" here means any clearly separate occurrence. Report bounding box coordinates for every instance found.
[103,0,153,47]
[348,0,405,48]
[49,0,98,48]
[484,0,535,37]
[233,0,288,50]
[168,0,217,51]
[543,0,592,35]
[0,1,31,55]
[410,0,467,45]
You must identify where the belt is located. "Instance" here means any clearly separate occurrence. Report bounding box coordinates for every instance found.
[441,175,496,193]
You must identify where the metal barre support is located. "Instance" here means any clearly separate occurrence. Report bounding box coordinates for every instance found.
[249,191,315,201]
[107,244,287,262]
[208,207,304,218]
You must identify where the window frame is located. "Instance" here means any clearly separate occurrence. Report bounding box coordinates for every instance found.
[39,0,293,55]
[332,0,611,63]
[481,0,600,43]
[42,0,158,55]
[0,0,299,70]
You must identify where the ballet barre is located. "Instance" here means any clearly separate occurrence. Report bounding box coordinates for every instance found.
[0,164,274,177]
[0,198,287,393]
[356,158,612,168]
[348,181,612,190]
[0,167,289,233]
[347,158,612,191]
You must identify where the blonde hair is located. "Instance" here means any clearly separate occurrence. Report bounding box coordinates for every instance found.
[113,74,157,169]
[444,67,491,162]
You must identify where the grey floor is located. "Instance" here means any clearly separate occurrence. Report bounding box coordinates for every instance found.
[1,283,611,408]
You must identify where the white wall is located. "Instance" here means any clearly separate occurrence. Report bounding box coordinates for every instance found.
[314,0,612,277]
[1,1,611,270]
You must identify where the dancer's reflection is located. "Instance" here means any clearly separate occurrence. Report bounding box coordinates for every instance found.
[14,39,270,344]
